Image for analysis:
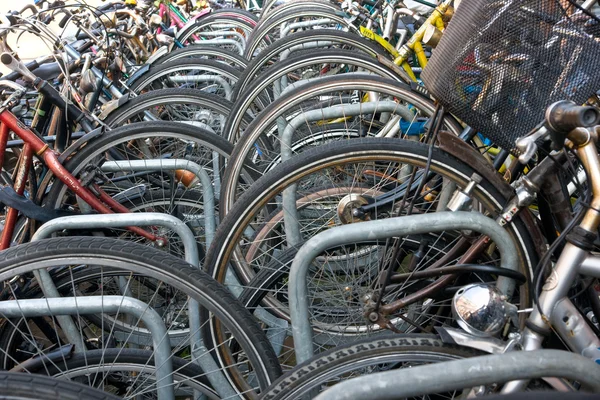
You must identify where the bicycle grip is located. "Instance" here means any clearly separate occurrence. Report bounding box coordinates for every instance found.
[545,100,600,134]
[58,9,74,28]
[0,52,37,81]
[35,79,85,124]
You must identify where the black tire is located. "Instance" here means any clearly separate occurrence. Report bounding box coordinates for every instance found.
[155,44,249,70]
[211,137,538,280]
[257,334,482,400]
[43,121,240,224]
[0,372,120,400]
[0,237,282,397]
[244,8,358,58]
[0,262,202,367]
[206,138,539,351]
[42,348,217,399]
[103,88,251,136]
[127,59,239,100]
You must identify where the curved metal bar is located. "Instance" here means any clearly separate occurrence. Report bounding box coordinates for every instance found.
[280,101,413,246]
[100,159,215,246]
[289,211,519,363]
[0,296,175,400]
[32,213,238,399]
[314,349,600,400]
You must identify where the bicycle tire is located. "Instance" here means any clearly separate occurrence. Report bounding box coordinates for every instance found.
[0,372,120,400]
[127,59,240,100]
[244,8,358,58]
[220,74,463,216]
[155,45,249,70]
[0,237,282,397]
[230,49,404,112]
[258,0,339,21]
[236,30,389,89]
[0,261,201,367]
[258,334,482,400]
[212,137,539,277]
[42,122,255,238]
[103,88,251,135]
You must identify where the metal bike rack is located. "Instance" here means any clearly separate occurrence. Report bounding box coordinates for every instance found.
[279,101,416,246]
[0,296,175,400]
[100,159,216,245]
[31,213,239,400]
[102,160,289,360]
[289,211,520,363]
[313,349,600,399]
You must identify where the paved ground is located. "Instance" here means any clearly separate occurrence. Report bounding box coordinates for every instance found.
[0,0,104,74]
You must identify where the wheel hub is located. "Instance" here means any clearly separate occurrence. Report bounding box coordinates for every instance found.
[337,194,369,224]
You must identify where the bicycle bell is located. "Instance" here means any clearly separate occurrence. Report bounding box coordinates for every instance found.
[452,283,508,337]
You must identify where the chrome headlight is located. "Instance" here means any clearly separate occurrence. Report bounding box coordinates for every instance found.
[452,283,508,337]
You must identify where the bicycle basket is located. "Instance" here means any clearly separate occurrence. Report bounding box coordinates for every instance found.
[421,0,600,153]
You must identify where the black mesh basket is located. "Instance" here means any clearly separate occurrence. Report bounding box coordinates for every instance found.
[421,0,600,152]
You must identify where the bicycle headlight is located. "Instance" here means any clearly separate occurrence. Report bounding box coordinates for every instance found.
[452,283,508,337]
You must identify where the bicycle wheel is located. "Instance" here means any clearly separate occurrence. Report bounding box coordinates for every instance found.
[259,334,481,400]
[0,372,120,400]
[155,44,249,70]
[42,349,217,399]
[229,49,405,119]
[0,237,282,398]
[127,59,239,101]
[42,122,255,246]
[206,138,539,362]
[221,74,463,216]
[0,262,202,366]
[103,88,251,136]
[244,8,357,58]
[176,11,257,53]
[235,30,389,91]
[258,0,340,21]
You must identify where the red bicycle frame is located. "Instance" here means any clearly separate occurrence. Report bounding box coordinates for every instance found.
[0,109,160,250]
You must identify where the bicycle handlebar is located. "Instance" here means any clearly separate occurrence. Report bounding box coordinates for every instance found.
[0,53,38,82]
[516,102,600,163]
[0,14,13,30]
[545,101,600,134]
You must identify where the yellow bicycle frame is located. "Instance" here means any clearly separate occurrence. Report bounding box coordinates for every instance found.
[393,0,453,80]
[358,0,453,81]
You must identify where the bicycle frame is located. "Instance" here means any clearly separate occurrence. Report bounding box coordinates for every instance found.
[392,0,452,80]
[443,125,600,391]
[0,108,160,250]
[499,126,600,389]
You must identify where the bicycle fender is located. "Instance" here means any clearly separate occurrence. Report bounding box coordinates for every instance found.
[126,64,151,86]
